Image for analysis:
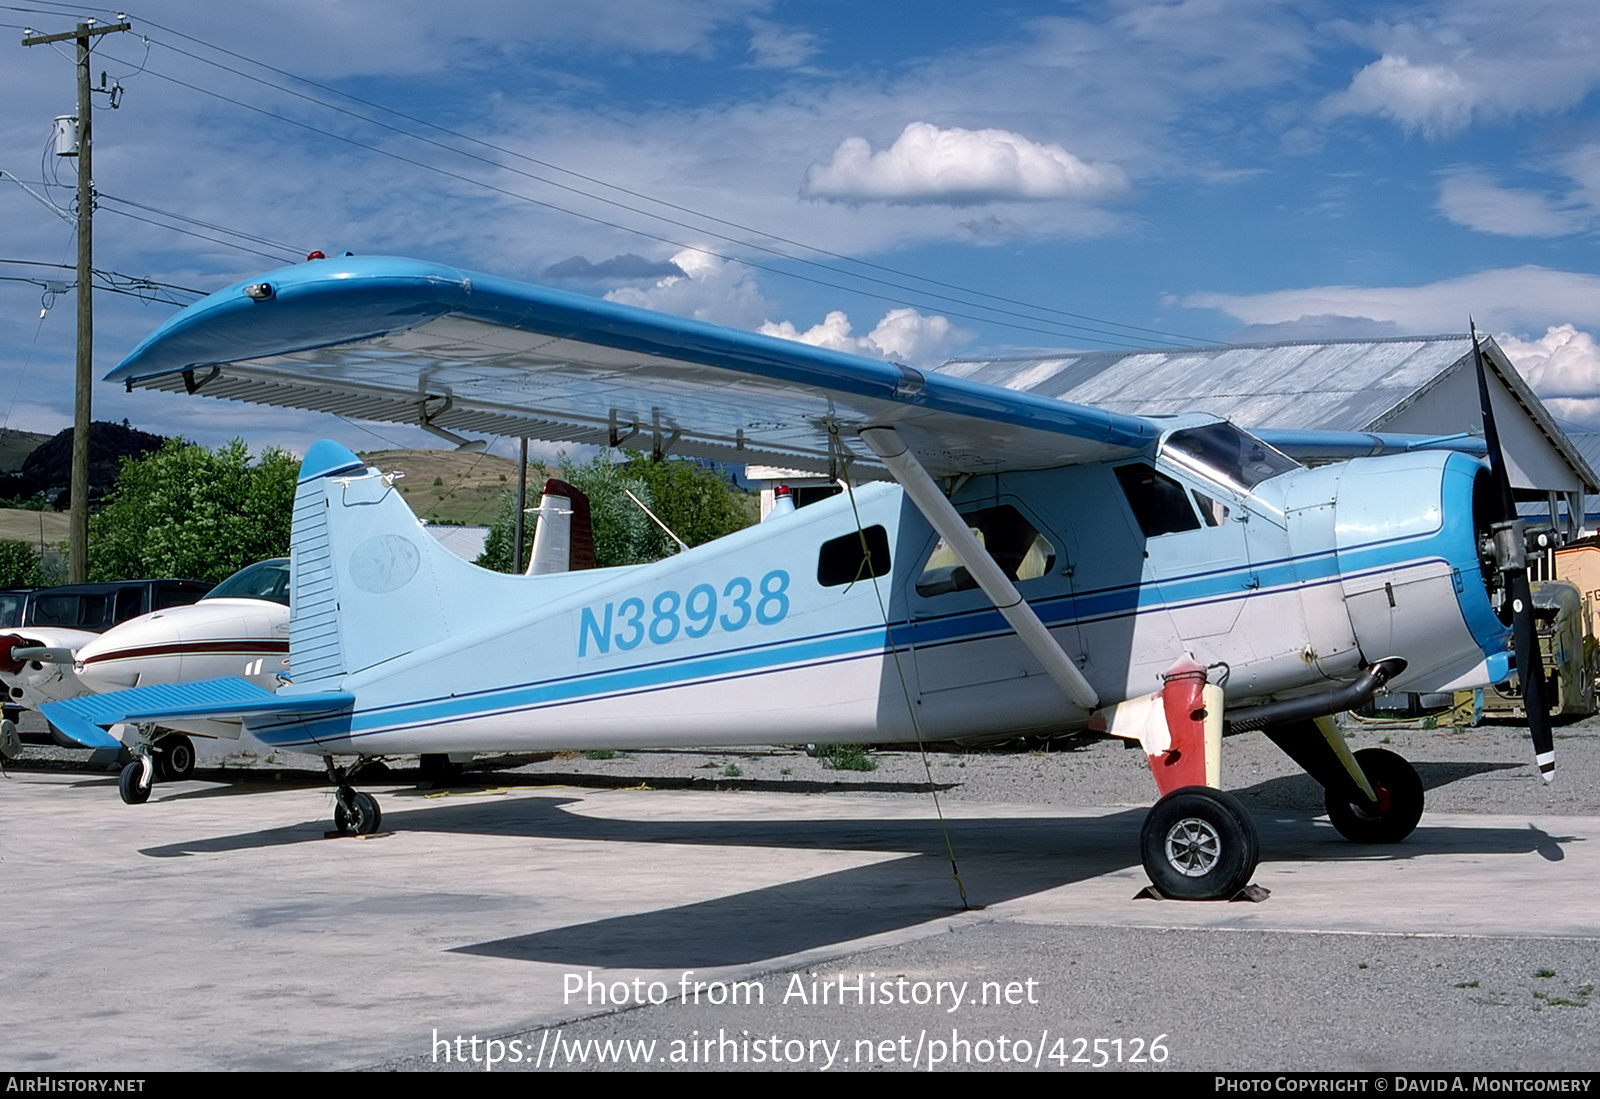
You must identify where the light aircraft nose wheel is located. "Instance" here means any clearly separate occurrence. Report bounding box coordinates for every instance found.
[1325,747,1423,844]
[118,759,152,805]
[334,791,382,835]
[160,735,196,781]
[1140,787,1259,900]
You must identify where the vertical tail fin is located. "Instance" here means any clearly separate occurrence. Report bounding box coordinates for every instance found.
[526,478,595,574]
[290,441,522,687]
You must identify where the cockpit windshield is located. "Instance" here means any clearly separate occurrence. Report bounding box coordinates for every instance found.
[1162,423,1299,494]
[201,558,290,606]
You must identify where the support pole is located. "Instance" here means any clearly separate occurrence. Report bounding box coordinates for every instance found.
[513,437,528,572]
[23,18,131,582]
[859,425,1098,711]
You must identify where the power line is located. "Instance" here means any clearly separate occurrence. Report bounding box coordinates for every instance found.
[132,23,1217,347]
[101,51,1164,350]
[98,193,305,256]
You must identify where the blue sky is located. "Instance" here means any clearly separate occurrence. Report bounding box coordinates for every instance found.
[5,0,1600,463]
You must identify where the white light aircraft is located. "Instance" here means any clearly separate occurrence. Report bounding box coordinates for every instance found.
[67,558,292,779]
[44,257,1556,900]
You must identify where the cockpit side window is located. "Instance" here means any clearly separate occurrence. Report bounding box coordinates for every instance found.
[203,559,291,606]
[1114,463,1201,538]
[916,504,1056,597]
[1163,423,1298,492]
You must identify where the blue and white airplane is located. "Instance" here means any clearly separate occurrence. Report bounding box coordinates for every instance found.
[43,257,1554,900]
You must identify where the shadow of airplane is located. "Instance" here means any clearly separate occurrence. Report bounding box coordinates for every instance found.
[135,764,1585,970]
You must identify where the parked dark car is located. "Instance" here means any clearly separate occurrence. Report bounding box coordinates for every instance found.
[20,578,214,633]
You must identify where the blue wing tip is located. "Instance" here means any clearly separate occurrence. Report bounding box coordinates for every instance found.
[300,440,365,483]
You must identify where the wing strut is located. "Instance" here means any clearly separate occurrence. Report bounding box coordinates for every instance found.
[858,426,1098,711]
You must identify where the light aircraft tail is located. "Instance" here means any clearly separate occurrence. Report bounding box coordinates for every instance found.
[289,440,534,686]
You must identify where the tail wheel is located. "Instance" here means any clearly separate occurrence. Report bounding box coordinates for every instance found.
[1139,786,1259,900]
[161,735,196,781]
[334,791,382,835]
[118,760,152,805]
[1325,747,1423,843]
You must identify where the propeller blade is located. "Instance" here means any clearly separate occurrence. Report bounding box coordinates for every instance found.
[1472,324,1555,783]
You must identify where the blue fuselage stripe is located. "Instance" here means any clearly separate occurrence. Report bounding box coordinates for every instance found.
[253,520,1472,747]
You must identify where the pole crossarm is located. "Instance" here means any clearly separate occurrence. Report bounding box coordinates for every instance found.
[21,21,131,46]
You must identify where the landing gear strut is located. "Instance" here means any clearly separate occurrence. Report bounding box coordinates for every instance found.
[118,752,153,805]
[1139,786,1260,900]
[326,759,383,835]
[1262,720,1425,845]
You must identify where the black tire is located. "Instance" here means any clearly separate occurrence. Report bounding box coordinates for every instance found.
[118,760,151,805]
[334,791,382,835]
[1325,747,1424,843]
[1140,786,1259,900]
[161,735,196,781]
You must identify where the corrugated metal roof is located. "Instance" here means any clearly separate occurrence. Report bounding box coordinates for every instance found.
[940,334,1597,493]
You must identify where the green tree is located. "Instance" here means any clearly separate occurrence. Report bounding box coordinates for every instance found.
[477,452,754,572]
[0,540,46,588]
[616,452,758,549]
[87,439,299,583]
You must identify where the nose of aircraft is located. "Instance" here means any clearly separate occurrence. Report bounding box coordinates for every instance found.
[1328,450,1507,693]
[73,623,150,692]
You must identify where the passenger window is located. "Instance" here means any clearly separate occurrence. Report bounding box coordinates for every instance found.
[79,594,109,629]
[156,583,207,610]
[114,588,144,623]
[1192,490,1229,527]
[916,505,1055,597]
[31,595,77,627]
[817,526,891,587]
[1115,464,1202,538]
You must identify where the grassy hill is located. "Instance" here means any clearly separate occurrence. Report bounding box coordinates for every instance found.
[0,507,68,548]
[357,449,544,526]
[0,429,51,474]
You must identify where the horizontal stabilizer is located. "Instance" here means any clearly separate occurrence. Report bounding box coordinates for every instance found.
[42,677,352,749]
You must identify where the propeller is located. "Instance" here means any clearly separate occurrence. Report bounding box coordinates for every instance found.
[1472,323,1555,783]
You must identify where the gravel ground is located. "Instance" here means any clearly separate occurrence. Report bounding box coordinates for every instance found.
[10,707,1595,817]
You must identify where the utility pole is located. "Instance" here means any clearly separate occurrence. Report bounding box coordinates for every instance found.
[513,437,528,572]
[23,16,131,582]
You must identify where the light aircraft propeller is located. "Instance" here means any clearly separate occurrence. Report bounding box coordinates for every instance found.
[1473,323,1556,783]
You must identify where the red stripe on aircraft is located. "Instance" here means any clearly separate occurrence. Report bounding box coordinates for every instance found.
[79,639,290,665]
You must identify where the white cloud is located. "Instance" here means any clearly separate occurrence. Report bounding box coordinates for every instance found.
[1184,267,1600,337]
[1436,171,1588,238]
[1326,55,1473,137]
[803,122,1129,206]
[1499,326,1600,431]
[747,20,820,70]
[603,248,774,329]
[1498,325,1600,399]
[759,308,970,367]
[1324,2,1600,136]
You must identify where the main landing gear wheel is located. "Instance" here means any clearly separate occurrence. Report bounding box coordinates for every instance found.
[118,759,152,805]
[1140,786,1259,900]
[334,791,382,836]
[1325,747,1424,844]
[160,735,196,781]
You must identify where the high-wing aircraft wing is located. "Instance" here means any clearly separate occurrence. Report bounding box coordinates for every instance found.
[76,253,1540,902]
[110,256,1159,478]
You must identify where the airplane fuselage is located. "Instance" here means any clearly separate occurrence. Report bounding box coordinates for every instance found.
[249,439,1504,758]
